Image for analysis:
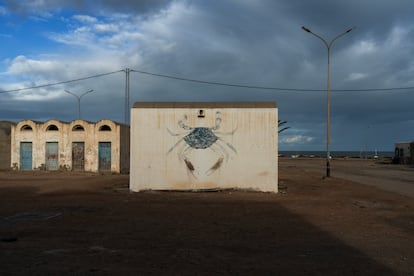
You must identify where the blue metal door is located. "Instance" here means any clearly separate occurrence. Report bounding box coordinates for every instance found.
[98,142,111,171]
[46,142,59,170]
[20,142,32,170]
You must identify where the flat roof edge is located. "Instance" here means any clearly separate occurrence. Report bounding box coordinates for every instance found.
[133,101,277,108]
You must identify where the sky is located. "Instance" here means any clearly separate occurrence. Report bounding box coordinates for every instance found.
[0,0,413,152]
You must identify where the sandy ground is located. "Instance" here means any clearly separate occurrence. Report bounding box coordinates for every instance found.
[0,158,413,275]
[286,157,414,197]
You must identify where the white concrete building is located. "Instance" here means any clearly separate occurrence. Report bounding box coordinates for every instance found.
[130,102,278,193]
[11,119,130,173]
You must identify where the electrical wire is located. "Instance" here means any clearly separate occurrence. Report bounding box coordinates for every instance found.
[130,69,313,91]
[130,69,414,92]
[0,68,413,94]
[0,70,124,94]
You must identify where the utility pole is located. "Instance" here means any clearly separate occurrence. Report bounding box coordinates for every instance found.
[124,68,130,125]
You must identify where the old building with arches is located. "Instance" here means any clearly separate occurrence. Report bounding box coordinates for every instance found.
[11,119,129,173]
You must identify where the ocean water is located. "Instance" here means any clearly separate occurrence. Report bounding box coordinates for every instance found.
[279,150,394,158]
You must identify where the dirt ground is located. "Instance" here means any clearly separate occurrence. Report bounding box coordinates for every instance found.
[0,158,413,275]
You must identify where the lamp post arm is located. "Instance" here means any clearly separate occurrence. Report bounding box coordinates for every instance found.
[64,89,94,120]
[79,89,94,100]
[64,90,80,99]
[328,27,355,48]
[302,26,354,50]
[302,26,329,49]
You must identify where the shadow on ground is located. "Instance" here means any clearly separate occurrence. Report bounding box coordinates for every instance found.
[0,187,396,275]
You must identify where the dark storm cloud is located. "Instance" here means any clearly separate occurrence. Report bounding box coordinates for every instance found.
[4,0,173,15]
[1,0,414,150]
[288,0,414,33]
[127,0,414,150]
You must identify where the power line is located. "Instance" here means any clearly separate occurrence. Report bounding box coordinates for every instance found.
[130,69,414,92]
[0,70,124,94]
[131,69,310,91]
[1,68,414,94]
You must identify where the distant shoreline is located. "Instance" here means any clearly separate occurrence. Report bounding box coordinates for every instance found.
[279,150,394,158]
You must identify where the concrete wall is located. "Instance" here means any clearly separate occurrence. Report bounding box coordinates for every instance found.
[119,123,131,174]
[70,120,94,171]
[0,121,15,170]
[11,120,63,170]
[394,142,414,164]
[11,119,130,172]
[88,119,131,173]
[130,102,278,193]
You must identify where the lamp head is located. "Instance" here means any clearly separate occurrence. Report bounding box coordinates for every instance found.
[302,26,311,33]
[345,27,355,33]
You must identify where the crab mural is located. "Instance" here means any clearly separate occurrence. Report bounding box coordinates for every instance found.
[167,111,237,178]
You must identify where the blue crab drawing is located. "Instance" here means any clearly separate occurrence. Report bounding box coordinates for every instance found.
[167,111,237,177]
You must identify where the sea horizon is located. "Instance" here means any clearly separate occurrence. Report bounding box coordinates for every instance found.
[279,150,394,158]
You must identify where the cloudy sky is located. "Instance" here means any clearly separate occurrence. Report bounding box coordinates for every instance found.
[0,0,413,152]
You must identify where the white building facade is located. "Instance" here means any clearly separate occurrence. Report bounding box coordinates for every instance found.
[130,102,278,193]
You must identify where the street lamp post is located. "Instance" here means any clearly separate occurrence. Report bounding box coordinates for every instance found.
[302,26,354,177]
[64,89,94,119]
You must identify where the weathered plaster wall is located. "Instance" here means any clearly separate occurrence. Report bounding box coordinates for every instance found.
[120,124,131,173]
[394,142,414,164]
[0,121,14,170]
[70,120,93,171]
[11,119,129,172]
[130,102,278,193]
[95,120,122,172]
